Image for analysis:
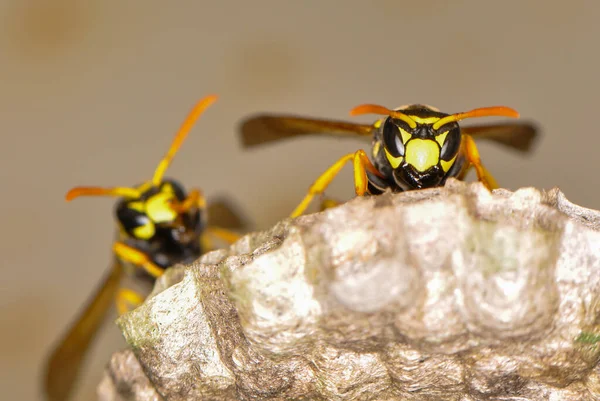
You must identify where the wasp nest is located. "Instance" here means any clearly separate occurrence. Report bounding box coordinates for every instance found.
[97,179,600,401]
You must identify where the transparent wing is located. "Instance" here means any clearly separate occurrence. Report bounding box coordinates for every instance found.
[463,122,540,153]
[43,260,123,401]
[239,114,373,147]
[207,198,251,230]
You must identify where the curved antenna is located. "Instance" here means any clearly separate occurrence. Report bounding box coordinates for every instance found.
[152,94,218,186]
[349,104,417,129]
[432,106,519,130]
[65,186,141,201]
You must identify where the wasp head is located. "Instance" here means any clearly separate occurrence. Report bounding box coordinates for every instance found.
[379,105,461,190]
[350,102,520,191]
[114,179,203,246]
[64,95,218,267]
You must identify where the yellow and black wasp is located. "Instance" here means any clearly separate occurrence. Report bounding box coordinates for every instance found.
[240,103,538,217]
[44,95,246,401]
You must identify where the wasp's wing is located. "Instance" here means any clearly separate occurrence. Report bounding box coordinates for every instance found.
[207,198,251,230]
[463,122,539,152]
[239,114,373,147]
[44,260,123,401]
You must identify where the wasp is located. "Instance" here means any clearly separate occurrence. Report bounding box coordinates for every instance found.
[44,95,247,401]
[240,103,538,217]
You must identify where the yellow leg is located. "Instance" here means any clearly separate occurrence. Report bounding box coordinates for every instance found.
[319,198,341,211]
[116,288,145,315]
[201,226,242,252]
[206,226,241,244]
[200,233,214,253]
[113,242,164,278]
[290,150,382,218]
[463,134,499,190]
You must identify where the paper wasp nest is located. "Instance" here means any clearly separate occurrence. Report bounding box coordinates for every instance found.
[97,179,600,401]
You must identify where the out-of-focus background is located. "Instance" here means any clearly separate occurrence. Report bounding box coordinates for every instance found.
[1,1,598,400]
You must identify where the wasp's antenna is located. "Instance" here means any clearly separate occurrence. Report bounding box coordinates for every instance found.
[152,94,218,186]
[432,106,519,130]
[349,103,417,129]
[65,186,142,201]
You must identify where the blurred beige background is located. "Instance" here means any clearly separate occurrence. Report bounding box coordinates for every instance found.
[1,0,598,400]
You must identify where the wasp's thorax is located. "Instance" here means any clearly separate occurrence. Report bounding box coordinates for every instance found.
[376,105,462,190]
[115,178,204,268]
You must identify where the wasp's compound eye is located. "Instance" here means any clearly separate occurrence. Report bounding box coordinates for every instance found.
[383,119,405,157]
[439,128,461,161]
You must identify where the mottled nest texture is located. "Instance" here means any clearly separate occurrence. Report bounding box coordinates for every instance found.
[97,179,600,401]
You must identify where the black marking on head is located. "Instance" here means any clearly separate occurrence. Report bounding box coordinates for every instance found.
[393,164,445,190]
[400,105,447,118]
[382,118,405,157]
[116,203,151,238]
[439,127,461,161]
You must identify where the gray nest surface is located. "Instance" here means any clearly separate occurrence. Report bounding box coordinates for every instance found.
[97,179,600,401]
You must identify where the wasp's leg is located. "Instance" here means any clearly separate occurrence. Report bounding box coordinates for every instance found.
[202,226,242,250]
[113,242,164,278]
[290,150,382,218]
[116,288,145,315]
[207,226,241,244]
[200,226,243,253]
[319,198,341,211]
[200,233,214,254]
[463,134,499,190]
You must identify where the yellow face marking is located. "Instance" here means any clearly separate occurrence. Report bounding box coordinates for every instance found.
[127,201,145,213]
[384,148,403,169]
[399,128,412,144]
[146,192,177,223]
[441,154,457,173]
[373,119,383,129]
[133,221,156,239]
[372,141,381,159]
[435,131,449,147]
[162,183,174,194]
[405,139,440,172]
[406,115,441,125]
